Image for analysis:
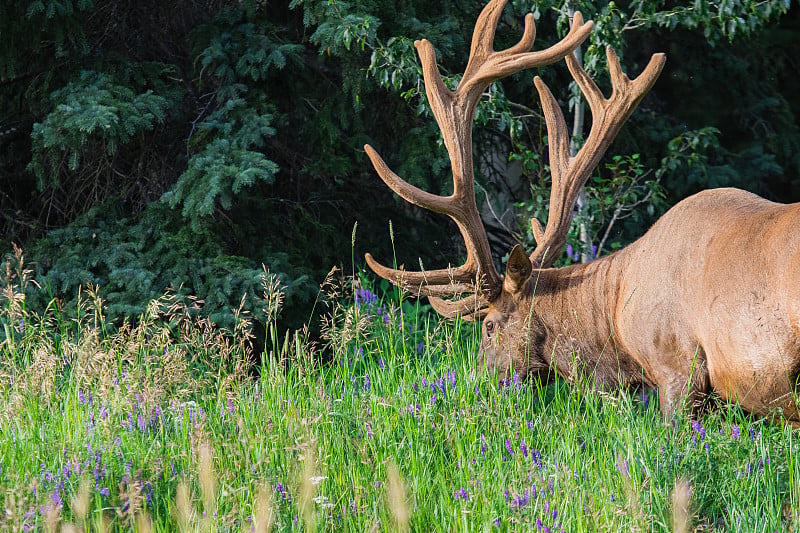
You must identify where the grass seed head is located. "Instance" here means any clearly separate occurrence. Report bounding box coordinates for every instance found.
[387,461,409,532]
[198,443,217,516]
[71,477,92,523]
[298,439,318,533]
[175,480,194,532]
[135,512,153,533]
[252,484,276,533]
[671,477,692,533]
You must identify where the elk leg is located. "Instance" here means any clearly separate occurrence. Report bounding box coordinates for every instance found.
[658,355,711,422]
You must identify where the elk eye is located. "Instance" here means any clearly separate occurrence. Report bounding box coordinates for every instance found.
[485,320,495,336]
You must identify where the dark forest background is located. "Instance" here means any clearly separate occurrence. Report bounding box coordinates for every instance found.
[1,0,798,334]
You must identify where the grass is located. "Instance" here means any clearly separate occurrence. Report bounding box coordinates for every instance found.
[0,253,799,531]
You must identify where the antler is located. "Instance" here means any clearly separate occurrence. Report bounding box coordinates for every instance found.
[365,0,594,310]
[529,46,666,268]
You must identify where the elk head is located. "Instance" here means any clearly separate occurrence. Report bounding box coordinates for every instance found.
[365,0,665,380]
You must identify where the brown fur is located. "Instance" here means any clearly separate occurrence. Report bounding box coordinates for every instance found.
[481,188,800,421]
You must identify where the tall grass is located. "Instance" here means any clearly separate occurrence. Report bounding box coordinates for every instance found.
[0,247,798,531]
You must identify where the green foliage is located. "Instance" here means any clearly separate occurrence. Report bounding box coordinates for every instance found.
[164,102,279,228]
[515,151,667,262]
[29,202,310,328]
[1,0,799,334]
[28,71,169,189]
[638,0,792,43]
[0,1,92,81]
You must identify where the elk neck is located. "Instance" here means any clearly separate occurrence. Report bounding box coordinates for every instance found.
[524,252,650,389]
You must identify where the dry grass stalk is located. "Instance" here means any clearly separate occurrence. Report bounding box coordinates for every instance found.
[175,480,194,532]
[0,244,37,325]
[116,480,143,526]
[387,461,410,532]
[671,477,692,533]
[198,442,217,531]
[319,267,371,358]
[252,484,276,533]
[135,512,153,533]
[298,438,318,533]
[260,266,285,327]
[44,503,61,533]
[71,478,92,527]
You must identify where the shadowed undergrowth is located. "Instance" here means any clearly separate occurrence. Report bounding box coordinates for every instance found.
[1,250,799,532]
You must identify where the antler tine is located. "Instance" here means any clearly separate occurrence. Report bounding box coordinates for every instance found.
[529,47,666,268]
[365,0,595,311]
[428,295,489,322]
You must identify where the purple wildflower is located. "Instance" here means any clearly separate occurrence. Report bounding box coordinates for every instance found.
[616,455,630,480]
[505,439,514,456]
[454,488,469,500]
[510,488,530,507]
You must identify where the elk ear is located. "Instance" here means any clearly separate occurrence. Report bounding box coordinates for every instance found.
[503,244,532,295]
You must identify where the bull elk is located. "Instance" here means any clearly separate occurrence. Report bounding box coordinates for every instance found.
[364,0,800,422]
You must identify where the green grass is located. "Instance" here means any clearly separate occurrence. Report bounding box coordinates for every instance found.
[0,269,799,532]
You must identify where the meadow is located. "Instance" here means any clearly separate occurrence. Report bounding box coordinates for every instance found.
[1,251,798,532]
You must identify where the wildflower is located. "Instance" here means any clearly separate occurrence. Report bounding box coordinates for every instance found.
[355,288,377,310]
[364,374,371,391]
[480,434,488,456]
[521,442,528,459]
[505,439,514,456]
[274,482,291,503]
[616,455,630,480]
[531,449,543,468]
[510,489,530,507]
[454,488,469,500]
[416,343,425,354]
